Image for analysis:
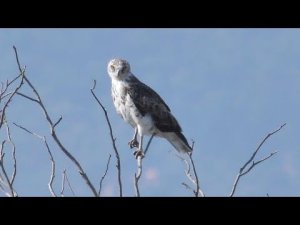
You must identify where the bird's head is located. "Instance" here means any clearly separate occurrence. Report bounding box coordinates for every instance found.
[107,58,131,81]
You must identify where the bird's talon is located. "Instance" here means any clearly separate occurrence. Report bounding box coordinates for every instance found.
[128,139,139,149]
[133,150,144,159]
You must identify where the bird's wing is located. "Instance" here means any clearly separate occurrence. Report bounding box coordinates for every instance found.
[126,76,182,133]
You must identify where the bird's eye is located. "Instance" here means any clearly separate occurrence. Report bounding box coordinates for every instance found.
[110,65,115,72]
[121,67,126,73]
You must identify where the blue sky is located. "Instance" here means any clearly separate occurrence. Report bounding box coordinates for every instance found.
[0,28,299,196]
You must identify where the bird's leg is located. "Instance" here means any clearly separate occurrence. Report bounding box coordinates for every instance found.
[128,128,139,148]
[134,135,145,159]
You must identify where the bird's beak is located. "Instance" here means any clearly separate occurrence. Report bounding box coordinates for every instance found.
[117,70,121,77]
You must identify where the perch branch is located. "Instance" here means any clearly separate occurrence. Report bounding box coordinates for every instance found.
[134,134,155,197]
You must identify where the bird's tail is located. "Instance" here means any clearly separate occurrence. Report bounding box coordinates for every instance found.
[164,132,192,153]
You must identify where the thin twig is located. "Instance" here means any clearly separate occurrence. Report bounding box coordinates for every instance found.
[0,75,21,101]
[230,123,286,197]
[45,136,56,197]
[64,170,75,196]
[60,169,75,196]
[0,70,24,130]
[189,141,200,196]
[4,121,17,186]
[53,116,62,128]
[91,79,122,197]
[175,145,204,197]
[0,47,25,130]
[99,154,111,196]
[181,182,195,194]
[144,134,155,155]
[16,92,39,103]
[241,152,278,176]
[13,46,98,196]
[0,92,13,101]
[187,141,204,197]
[61,169,66,196]
[134,155,142,197]
[13,46,23,72]
[13,122,57,197]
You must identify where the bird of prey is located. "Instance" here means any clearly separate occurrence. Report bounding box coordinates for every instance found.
[107,58,192,157]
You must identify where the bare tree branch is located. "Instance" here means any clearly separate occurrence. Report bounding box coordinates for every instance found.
[0,92,13,101]
[91,79,122,197]
[99,154,111,196]
[0,140,17,197]
[13,122,56,197]
[0,75,21,102]
[181,182,195,194]
[16,92,39,103]
[187,152,204,197]
[0,71,24,130]
[230,123,286,197]
[189,141,201,197]
[133,134,155,197]
[60,169,75,196]
[13,46,98,197]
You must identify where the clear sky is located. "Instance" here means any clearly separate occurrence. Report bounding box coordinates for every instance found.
[0,28,299,196]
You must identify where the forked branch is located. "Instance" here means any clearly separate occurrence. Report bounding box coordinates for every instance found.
[13,46,98,197]
[230,123,286,197]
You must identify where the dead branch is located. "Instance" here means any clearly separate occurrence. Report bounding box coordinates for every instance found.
[61,169,66,196]
[176,141,204,197]
[91,79,122,197]
[13,46,98,197]
[230,123,286,197]
[187,152,204,197]
[4,121,17,186]
[99,154,111,196]
[13,122,56,197]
